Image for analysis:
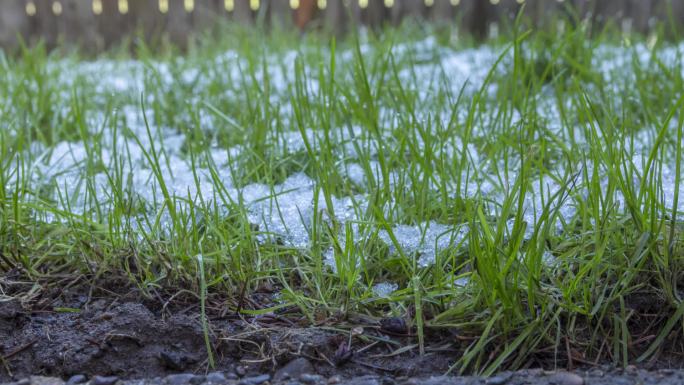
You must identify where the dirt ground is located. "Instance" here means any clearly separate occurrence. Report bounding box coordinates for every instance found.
[0,271,456,383]
[2,271,684,385]
[0,296,452,382]
[4,369,684,385]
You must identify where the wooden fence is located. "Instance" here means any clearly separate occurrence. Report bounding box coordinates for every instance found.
[0,0,682,50]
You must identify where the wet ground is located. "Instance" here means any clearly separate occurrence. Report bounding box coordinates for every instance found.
[1,274,683,385]
[0,296,452,382]
[5,368,684,385]
[1,273,455,383]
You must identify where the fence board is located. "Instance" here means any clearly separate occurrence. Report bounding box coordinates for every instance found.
[0,0,681,51]
[322,0,349,34]
[268,0,295,29]
[0,1,29,48]
[431,0,455,22]
[233,0,254,24]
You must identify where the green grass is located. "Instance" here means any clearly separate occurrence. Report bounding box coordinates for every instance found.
[2,19,684,374]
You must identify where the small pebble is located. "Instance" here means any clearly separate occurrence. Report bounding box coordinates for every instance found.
[235,366,247,377]
[485,375,508,385]
[159,351,189,371]
[327,376,341,384]
[625,365,637,374]
[610,378,634,385]
[29,378,64,385]
[66,375,87,385]
[414,377,449,385]
[206,372,227,383]
[342,376,379,385]
[90,375,120,385]
[549,372,584,385]
[165,373,203,385]
[274,358,314,382]
[238,374,271,385]
[299,374,324,384]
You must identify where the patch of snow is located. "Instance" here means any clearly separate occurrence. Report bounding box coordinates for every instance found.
[372,282,399,298]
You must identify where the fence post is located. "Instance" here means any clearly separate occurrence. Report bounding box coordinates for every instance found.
[294,0,316,30]
[265,0,293,30]
[233,0,254,24]
[0,0,30,49]
[58,0,98,50]
[322,0,349,35]
[430,0,455,23]
[459,0,492,40]
[0,0,679,50]
[360,0,387,28]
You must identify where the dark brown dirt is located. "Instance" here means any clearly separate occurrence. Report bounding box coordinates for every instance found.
[2,270,684,384]
[7,367,684,385]
[1,299,211,380]
[0,272,454,382]
[0,294,456,382]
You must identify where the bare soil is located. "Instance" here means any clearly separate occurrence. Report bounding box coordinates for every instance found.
[1,269,683,384]
[0,271,453,382]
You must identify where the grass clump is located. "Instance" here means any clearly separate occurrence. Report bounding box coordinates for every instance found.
[2,20,684,374]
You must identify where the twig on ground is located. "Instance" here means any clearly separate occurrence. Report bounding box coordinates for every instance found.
[1,338,38,361]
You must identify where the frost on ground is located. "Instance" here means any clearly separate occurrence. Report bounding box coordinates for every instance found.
[3,36,684,285]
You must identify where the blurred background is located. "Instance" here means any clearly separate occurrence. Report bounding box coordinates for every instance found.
[0,0,682,51]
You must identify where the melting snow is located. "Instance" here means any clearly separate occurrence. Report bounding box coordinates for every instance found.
[5,38,684,274]
[372,282,399,298]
